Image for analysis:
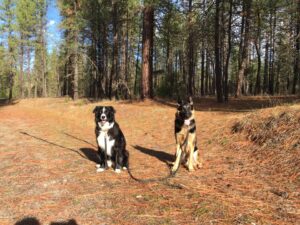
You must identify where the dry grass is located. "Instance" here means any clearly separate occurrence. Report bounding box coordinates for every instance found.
[232,107,300,149]
[231,106,300,182]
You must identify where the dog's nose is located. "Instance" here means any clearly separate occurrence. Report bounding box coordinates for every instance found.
[101,115,106,119]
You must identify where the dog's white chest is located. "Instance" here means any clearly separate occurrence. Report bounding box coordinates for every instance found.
[97,132,115,156]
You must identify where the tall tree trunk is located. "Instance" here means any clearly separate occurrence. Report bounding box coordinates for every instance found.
[224,0,233,102]
[205,53,209,94]
[42,42,47,97]
[236,0,252,97]
[19,41,24,98]
[72,1,79,100]
[27,47,31,98]
[269,10,276,95]
[141,5,154,99]
[200,47,205,96]
[166,1,173,96]
[214,0,223,102]
[254,41,261,95]
[20,43,24,98]
[125,8,130,83]
[134,22,142,96]
[187,0,194,96]
[263,37,269,94]
[120,23,127,85]
[292,0,300,94]
[166,40,173,96]
[201,0,206,96]
[109,0,118,99]
[73,49,79,100]
[254,6,262,95]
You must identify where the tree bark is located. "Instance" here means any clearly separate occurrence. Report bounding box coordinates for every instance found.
[141,5,154,99]
[109,0,118,99]
[263,37,269,94]
[187,0,194,96]
[27,47,31,98]
[19,40,24,98]
[134,22,142,96]
[200,47,205,96]
[268,10,276,95]
[254,40,261,95]
[236,0,252,97]
[254,7,261,95]
[214,0,223,102]
[72,1,79,100]
[292,0,300,94]
[223,0,233,102]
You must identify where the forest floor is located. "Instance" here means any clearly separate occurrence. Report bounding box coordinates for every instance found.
[0,96,299,225]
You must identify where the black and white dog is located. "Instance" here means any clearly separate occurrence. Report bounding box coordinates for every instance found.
[93,106,128,173]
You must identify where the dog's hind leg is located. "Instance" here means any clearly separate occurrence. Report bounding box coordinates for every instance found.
[171,144,182,173]
[115,148,128,173]
[193,147,202,169]
[122,150,129,170]
[187,143,195,172]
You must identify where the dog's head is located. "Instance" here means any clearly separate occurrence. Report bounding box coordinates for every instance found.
[93,106,116,126]
[177,96,194,120]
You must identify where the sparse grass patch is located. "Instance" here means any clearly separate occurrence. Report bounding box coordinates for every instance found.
[74,98,90,106]
[233,213,257,225]
[193,200,229,223]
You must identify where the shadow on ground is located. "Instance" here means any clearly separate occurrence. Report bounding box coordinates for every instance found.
[133,145,174,164]
[0,98,19,107]
[15,217,78,225]
[19,131,92,161]
[79,147,99,163]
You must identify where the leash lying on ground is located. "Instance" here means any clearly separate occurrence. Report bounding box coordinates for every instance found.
[61,131,189,187]
[125,131,190,186]
[21,130,187,187]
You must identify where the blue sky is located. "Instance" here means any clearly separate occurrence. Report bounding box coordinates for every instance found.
[46,0,61,53]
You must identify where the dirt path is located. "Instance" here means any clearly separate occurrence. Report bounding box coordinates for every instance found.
[0,98,299,225]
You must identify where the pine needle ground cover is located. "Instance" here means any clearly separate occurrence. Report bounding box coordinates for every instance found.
[0,97,299,225]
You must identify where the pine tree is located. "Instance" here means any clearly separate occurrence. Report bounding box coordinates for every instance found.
[141,1,154,99]
[58,0,82,100]
[0,0,17,102]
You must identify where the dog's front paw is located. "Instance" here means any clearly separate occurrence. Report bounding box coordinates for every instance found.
[115,169,121,173]
[95,164,101,168]
[96,167,105,173]
[188,166,195,172]
[171,166,178,173]
[196,162,203,169]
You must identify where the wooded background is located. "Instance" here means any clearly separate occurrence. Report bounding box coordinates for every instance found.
[1,0,300,103]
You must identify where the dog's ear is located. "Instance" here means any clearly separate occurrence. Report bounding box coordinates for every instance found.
[188,96,193,105]
[109,106,116,113]
[188,96,194,110]
[177,97,183,106]
[93,106,99,114]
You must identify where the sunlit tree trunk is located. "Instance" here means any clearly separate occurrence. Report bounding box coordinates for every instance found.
[215,0,223,102]
[141,5,154,99]
[236,0,252,97]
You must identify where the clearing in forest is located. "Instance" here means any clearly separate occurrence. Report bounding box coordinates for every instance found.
[0,97,299,225]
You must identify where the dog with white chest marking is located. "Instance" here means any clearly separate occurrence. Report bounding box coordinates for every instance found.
[171,97,202,173]
[93,106,128,173]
